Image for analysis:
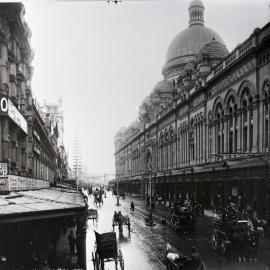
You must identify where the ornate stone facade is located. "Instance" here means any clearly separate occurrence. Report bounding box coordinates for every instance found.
[0,4,66,185]
[114,0,270,218]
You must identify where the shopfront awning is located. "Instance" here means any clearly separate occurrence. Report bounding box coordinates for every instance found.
[198,161,228,173]
[0,188,87,223]
[226,157,268,169]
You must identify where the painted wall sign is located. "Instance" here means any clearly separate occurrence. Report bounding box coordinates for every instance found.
[0,96,28,134]
[0,96,8,115]
[211,58,256,97]
[0,175,50,191]
[8,99,28,134]
[0,163,8,186]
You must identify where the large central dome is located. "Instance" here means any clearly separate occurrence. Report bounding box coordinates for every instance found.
[162,0,227,76]
[166,25,225,62]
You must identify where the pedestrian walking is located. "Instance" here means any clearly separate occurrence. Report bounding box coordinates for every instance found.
[75,233,81,265]
[68,230,76,255]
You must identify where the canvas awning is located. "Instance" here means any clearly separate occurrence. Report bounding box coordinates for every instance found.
[198,161,228,173]
[0,187,87,223]
[226,157,268,169]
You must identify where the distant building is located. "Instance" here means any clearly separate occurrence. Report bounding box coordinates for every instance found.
[114,0,270,218]
[41,97,64,147]
[41,98,69,180]
[72,130,82,179]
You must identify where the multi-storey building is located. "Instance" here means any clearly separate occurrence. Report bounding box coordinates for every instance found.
[0,4,87,269]
[41,98,69,180]
[114,0,270,218]
[0,3,58,185]
[41,97,65,147]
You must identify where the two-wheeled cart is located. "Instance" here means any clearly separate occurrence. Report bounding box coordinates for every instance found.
[88,209,99,224]
[112,214,131,233]
[92,231,124,270]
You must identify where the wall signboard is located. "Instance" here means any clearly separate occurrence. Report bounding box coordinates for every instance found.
[0,163,8,186]
[0,95,28,134]
[0,175,50,192]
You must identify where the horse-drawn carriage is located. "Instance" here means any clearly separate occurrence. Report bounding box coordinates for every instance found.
[92,231,124,270]
[112,212,131,233]
[170,206,196,234]
[88,208,99,224]
[210,209,261,258]
[93,190,103,206]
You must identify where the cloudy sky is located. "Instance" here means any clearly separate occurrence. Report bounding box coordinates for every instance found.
[23,0,269,175]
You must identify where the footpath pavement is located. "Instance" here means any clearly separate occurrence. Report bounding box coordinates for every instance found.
[120,194,215,224]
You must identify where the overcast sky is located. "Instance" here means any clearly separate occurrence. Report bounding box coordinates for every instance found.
[22,0,269,175]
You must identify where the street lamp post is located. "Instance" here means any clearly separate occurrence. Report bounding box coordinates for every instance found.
[116,174,121,206]
[148,161,152,212]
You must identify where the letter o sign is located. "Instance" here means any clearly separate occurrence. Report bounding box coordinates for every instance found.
[0,97,8,113]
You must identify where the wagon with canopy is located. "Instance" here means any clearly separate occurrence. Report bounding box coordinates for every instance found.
[92,231,124,270]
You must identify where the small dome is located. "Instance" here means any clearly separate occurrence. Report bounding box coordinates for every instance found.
[189,0,204,9]
[142,95,152,106]
[153,80,175,94]
[129,120,142,131]
[115,127,127,138]
[200,41,229,59]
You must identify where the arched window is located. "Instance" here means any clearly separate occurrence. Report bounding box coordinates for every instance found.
[240,88,253,152]
[226,96,237,153]
[215,103,224,154]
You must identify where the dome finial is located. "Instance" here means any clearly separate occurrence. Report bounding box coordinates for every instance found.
[189,0,205,27]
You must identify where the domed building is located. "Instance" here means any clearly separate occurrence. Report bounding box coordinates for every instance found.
[113,0,270,219]
[163,0,227,81]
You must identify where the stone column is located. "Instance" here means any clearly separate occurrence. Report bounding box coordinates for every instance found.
[0,119,2,161]
[205,123,208,163]
[232,114,236,154]
[252,102,259,153]
[197,124,200,163]
[10,128,19,174]
[237,111,242,154]
[201,122,205,163]
[224,117,228,154]
[186,129,189,165]
[247,109,250,152]
[220,121,223,153]
[183,131,185,166]
[212,124,216,161]
[194,125,197,164]
[2,118,10,164]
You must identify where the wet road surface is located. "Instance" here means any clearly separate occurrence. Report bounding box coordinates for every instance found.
[86,192,166,270]
[86,192,270,270]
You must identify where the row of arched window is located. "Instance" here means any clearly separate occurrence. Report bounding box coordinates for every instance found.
[117,79,270,174]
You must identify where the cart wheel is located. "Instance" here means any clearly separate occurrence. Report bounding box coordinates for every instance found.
[120,259,124,270]
[101,259,104,270]
[220,239,227,255]
[211,232,219,251]
[95,254,99,270]
[92,252,96,270]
